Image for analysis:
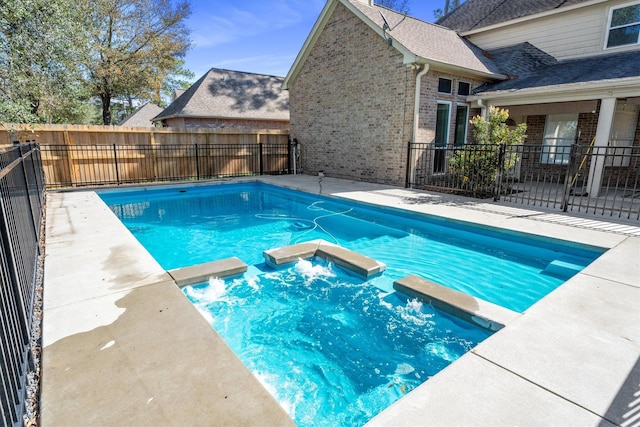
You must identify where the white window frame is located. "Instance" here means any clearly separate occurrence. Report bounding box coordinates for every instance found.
[604,1,640,49]
[453,103,469,148]
[541,114,578,165]
[457,81,471,97]
[435,101,452,147]
[437,78,453,95]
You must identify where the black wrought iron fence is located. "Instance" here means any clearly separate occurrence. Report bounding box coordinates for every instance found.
[40,142,292,189]
[407,142,640,220]
[0,143,45,427]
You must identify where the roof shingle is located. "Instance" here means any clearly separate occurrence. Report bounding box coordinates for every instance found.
[347,0,502,76]
[154,68,289,122]
[437,0,591,32]
[474,48,640,94]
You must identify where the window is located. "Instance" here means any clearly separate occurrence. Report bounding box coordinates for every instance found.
[541,114,578,165]
[458,82,470,96]
[606,2,640,48]
[434,102,451,173]
[606,101,639,167]
[454,104,469,147]
[438,78,452,94]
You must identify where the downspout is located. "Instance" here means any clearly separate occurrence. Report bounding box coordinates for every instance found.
[412,64,429,143]
[407,63,429,188]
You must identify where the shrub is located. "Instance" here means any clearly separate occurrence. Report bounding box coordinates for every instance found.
[449,107,526,196]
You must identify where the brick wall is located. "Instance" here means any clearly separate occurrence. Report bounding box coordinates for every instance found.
[289,3,413,185]
[164,117,289,131]
[289,3,492,186]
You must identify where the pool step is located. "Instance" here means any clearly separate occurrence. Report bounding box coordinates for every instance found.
[393,275,520,331]
[169,257,248,287]
[263,239,386,278]
[542,256,586,280]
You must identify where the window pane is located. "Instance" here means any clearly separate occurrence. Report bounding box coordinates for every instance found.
[454,105,468,147]
[611,5,640,27]
[607,24,640,47]
[438,78,452,94]
[541,114,577,164]
[435,103,450,147]
[458,82,470,96]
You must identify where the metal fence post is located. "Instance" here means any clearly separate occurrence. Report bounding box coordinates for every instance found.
[405,141,412,188]
[112,144,120,185]
[494,144,506,201]
[195,143,200,180]
[259,142,264,175]
[561,144,578,212]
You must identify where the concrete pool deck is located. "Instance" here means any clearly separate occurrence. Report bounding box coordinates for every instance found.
[41,175,639,426]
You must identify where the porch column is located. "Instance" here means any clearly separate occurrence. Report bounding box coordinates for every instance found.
[586,98,616,197]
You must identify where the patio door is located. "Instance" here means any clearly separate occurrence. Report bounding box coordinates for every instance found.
[434,102,451,173]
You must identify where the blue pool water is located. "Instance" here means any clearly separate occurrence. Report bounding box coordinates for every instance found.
[183,258,492,427]
[100,182,604,313]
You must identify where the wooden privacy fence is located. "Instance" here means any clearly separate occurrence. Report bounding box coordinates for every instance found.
[1,125,291,188]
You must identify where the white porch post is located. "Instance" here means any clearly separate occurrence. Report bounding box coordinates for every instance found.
[586,98,616,198]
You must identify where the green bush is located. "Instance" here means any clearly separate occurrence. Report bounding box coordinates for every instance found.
[449,107,526,196]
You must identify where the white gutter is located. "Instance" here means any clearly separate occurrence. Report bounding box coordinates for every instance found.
[413,64,429,142]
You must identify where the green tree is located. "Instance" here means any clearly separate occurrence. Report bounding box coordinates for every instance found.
[158,59,195,107]
[0,0,89,123]
[449,107,527,197]
[83,0,191,124]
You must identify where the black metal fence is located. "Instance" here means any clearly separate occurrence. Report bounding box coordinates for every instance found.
[0,143,45,427]
[40,142,292,189]
[408,142,640,220]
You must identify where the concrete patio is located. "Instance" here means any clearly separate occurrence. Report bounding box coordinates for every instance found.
[41,175,639,426]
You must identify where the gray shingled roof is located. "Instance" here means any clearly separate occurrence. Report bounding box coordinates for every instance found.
[347,0,503,77]
[474,48,640,95]
[154,68,289,122]
[118,103,163,127]
[437,0,591,32]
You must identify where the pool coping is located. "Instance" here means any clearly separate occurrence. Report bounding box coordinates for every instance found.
[41,175,640,427]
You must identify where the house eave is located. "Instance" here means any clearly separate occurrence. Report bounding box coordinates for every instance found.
[419,56,506,80]
[467,77,640,106]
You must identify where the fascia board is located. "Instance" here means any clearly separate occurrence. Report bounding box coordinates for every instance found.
[468,77,640,106]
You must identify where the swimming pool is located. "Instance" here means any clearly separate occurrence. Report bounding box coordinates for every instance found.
[100,182,604,313]
[99,182,605,426]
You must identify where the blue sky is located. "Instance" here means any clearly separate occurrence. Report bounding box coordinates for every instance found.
[184,0,448,80]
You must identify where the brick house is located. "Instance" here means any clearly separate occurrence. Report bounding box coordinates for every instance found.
[284,0,640,190]
[154,68,290,130]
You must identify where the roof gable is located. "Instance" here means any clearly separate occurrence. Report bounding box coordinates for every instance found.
[284,0,504,88]
[118,103,163,127]
[155,68,289,122]
[437,0,595,32]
